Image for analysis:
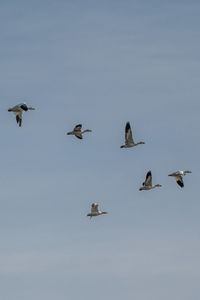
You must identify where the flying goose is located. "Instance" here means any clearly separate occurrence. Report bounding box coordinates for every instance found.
[121,122,145,148]
[139,171,162,191]
[168,170,192,188]
[67,124,92,139]
[8,103,35,127]
[87,203,108,218]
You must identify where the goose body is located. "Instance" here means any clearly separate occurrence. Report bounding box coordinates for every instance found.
[67,124,92,139]
[168,170,192,188]
[8,103,35,127]
[87,203,108,218]
[139,171,162,191]
[121,122,145,148]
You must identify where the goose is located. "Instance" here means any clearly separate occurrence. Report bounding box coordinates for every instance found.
[168,170,192,188]
[139,171,162,191]
[121,122,145,148]
[8,103,35,127]
[87,203,108,218]
[67,124,92,139]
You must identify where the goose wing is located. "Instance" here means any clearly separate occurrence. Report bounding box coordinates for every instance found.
[125,122,134,145]
[144,171,152,186]
[91,203,99,214]
[74,124,82,131]
[9,105,22,112]
[169,171,181,176]
[73,124,83,139]
[75,132,83,139]
[175,175,184,188]
[15,111,22,127]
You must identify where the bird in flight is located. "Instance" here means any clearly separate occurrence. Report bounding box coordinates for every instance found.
[87,203,108,218]
[8,103,35,127]
[168,170,192,188]
[67,124,92,139]
[121,122,145,148]
[139,171,162,191]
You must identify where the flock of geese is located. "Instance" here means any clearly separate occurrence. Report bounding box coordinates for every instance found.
[8,102,192,218]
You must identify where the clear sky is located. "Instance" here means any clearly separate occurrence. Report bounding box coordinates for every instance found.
[0,1,200,299]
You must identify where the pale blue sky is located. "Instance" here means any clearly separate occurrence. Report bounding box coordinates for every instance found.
[0,1,200,299]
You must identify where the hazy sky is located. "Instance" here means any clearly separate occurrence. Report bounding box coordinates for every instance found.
[1,1,200,299]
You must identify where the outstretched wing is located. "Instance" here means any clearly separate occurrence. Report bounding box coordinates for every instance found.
[175,175,184,188]
[91,203,99,214]
[73,124,82,139]
[9,105,21,113]
[145,171,152,186]
[15,111,22,127]
[168,171,179,176]
[125,122,134,145]
[75,133,83,139]
[74,124,82,131]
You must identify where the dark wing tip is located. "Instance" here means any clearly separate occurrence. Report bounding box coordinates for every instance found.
[16,115,22,127]
[125,122,131,131]
[177,180,184,188]
[147,171,152,177]
[145,171,152,182]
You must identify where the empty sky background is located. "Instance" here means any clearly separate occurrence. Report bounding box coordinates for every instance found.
[0,1,200,299]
